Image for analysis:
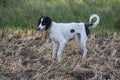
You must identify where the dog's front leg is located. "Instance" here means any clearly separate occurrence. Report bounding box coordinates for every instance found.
[57,40,67,62]
[52,41,58,60]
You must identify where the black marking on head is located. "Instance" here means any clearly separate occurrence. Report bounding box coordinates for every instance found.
[38,16,52,30]
[38,16,44,26]
[70,29,75,33]
[42,17,52,30]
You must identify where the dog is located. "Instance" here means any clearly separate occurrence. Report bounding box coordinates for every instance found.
[38,14,100,62]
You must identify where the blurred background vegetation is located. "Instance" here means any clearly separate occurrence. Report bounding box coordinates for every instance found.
[0,0,120,36]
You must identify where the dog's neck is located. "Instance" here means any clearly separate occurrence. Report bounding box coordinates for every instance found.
[47,22,56,31]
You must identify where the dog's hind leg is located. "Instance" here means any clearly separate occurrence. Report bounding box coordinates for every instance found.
[80,34,88,58]
[52,41,58,60]
[76,33,88,58]
[57,40,67,62]
[75,34,81,47]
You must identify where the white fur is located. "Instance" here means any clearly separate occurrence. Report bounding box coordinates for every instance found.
[39,14,100,62]
[89,14,100,28]
[39,18,45,30]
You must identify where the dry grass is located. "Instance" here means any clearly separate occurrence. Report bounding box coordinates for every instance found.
[0,32,120,80]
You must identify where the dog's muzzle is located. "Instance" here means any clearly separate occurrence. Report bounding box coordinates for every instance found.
[37,27,44,34]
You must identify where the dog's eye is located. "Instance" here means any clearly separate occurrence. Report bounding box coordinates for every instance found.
[42,22,46,25]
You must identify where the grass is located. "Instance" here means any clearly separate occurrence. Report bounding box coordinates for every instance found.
[0,0,120,36]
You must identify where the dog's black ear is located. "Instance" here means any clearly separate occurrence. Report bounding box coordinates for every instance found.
[44,16,52,30]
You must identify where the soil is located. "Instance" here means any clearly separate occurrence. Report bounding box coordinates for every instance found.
[0,33,120,80]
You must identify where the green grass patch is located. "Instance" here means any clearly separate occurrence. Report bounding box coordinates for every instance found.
[0,0,120,36]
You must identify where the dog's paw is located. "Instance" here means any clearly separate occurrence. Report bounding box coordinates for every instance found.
[52,56,57,60]
[82,57,87,61]
[57,61,64,65]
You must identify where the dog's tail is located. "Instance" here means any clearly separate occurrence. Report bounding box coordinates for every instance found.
[89,14,100,28]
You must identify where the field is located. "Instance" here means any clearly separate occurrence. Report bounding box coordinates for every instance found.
[0,0,120,80]
[0,32,120,80]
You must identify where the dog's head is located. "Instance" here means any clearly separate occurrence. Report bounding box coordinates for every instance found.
[37,16,52,33]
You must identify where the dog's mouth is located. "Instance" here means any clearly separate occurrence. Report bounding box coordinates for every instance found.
[37,26,46,34]
[39,29,43,33]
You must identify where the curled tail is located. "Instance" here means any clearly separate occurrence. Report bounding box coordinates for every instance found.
[89,14,100,28]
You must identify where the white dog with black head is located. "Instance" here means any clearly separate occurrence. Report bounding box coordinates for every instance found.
[38,14,100,62]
